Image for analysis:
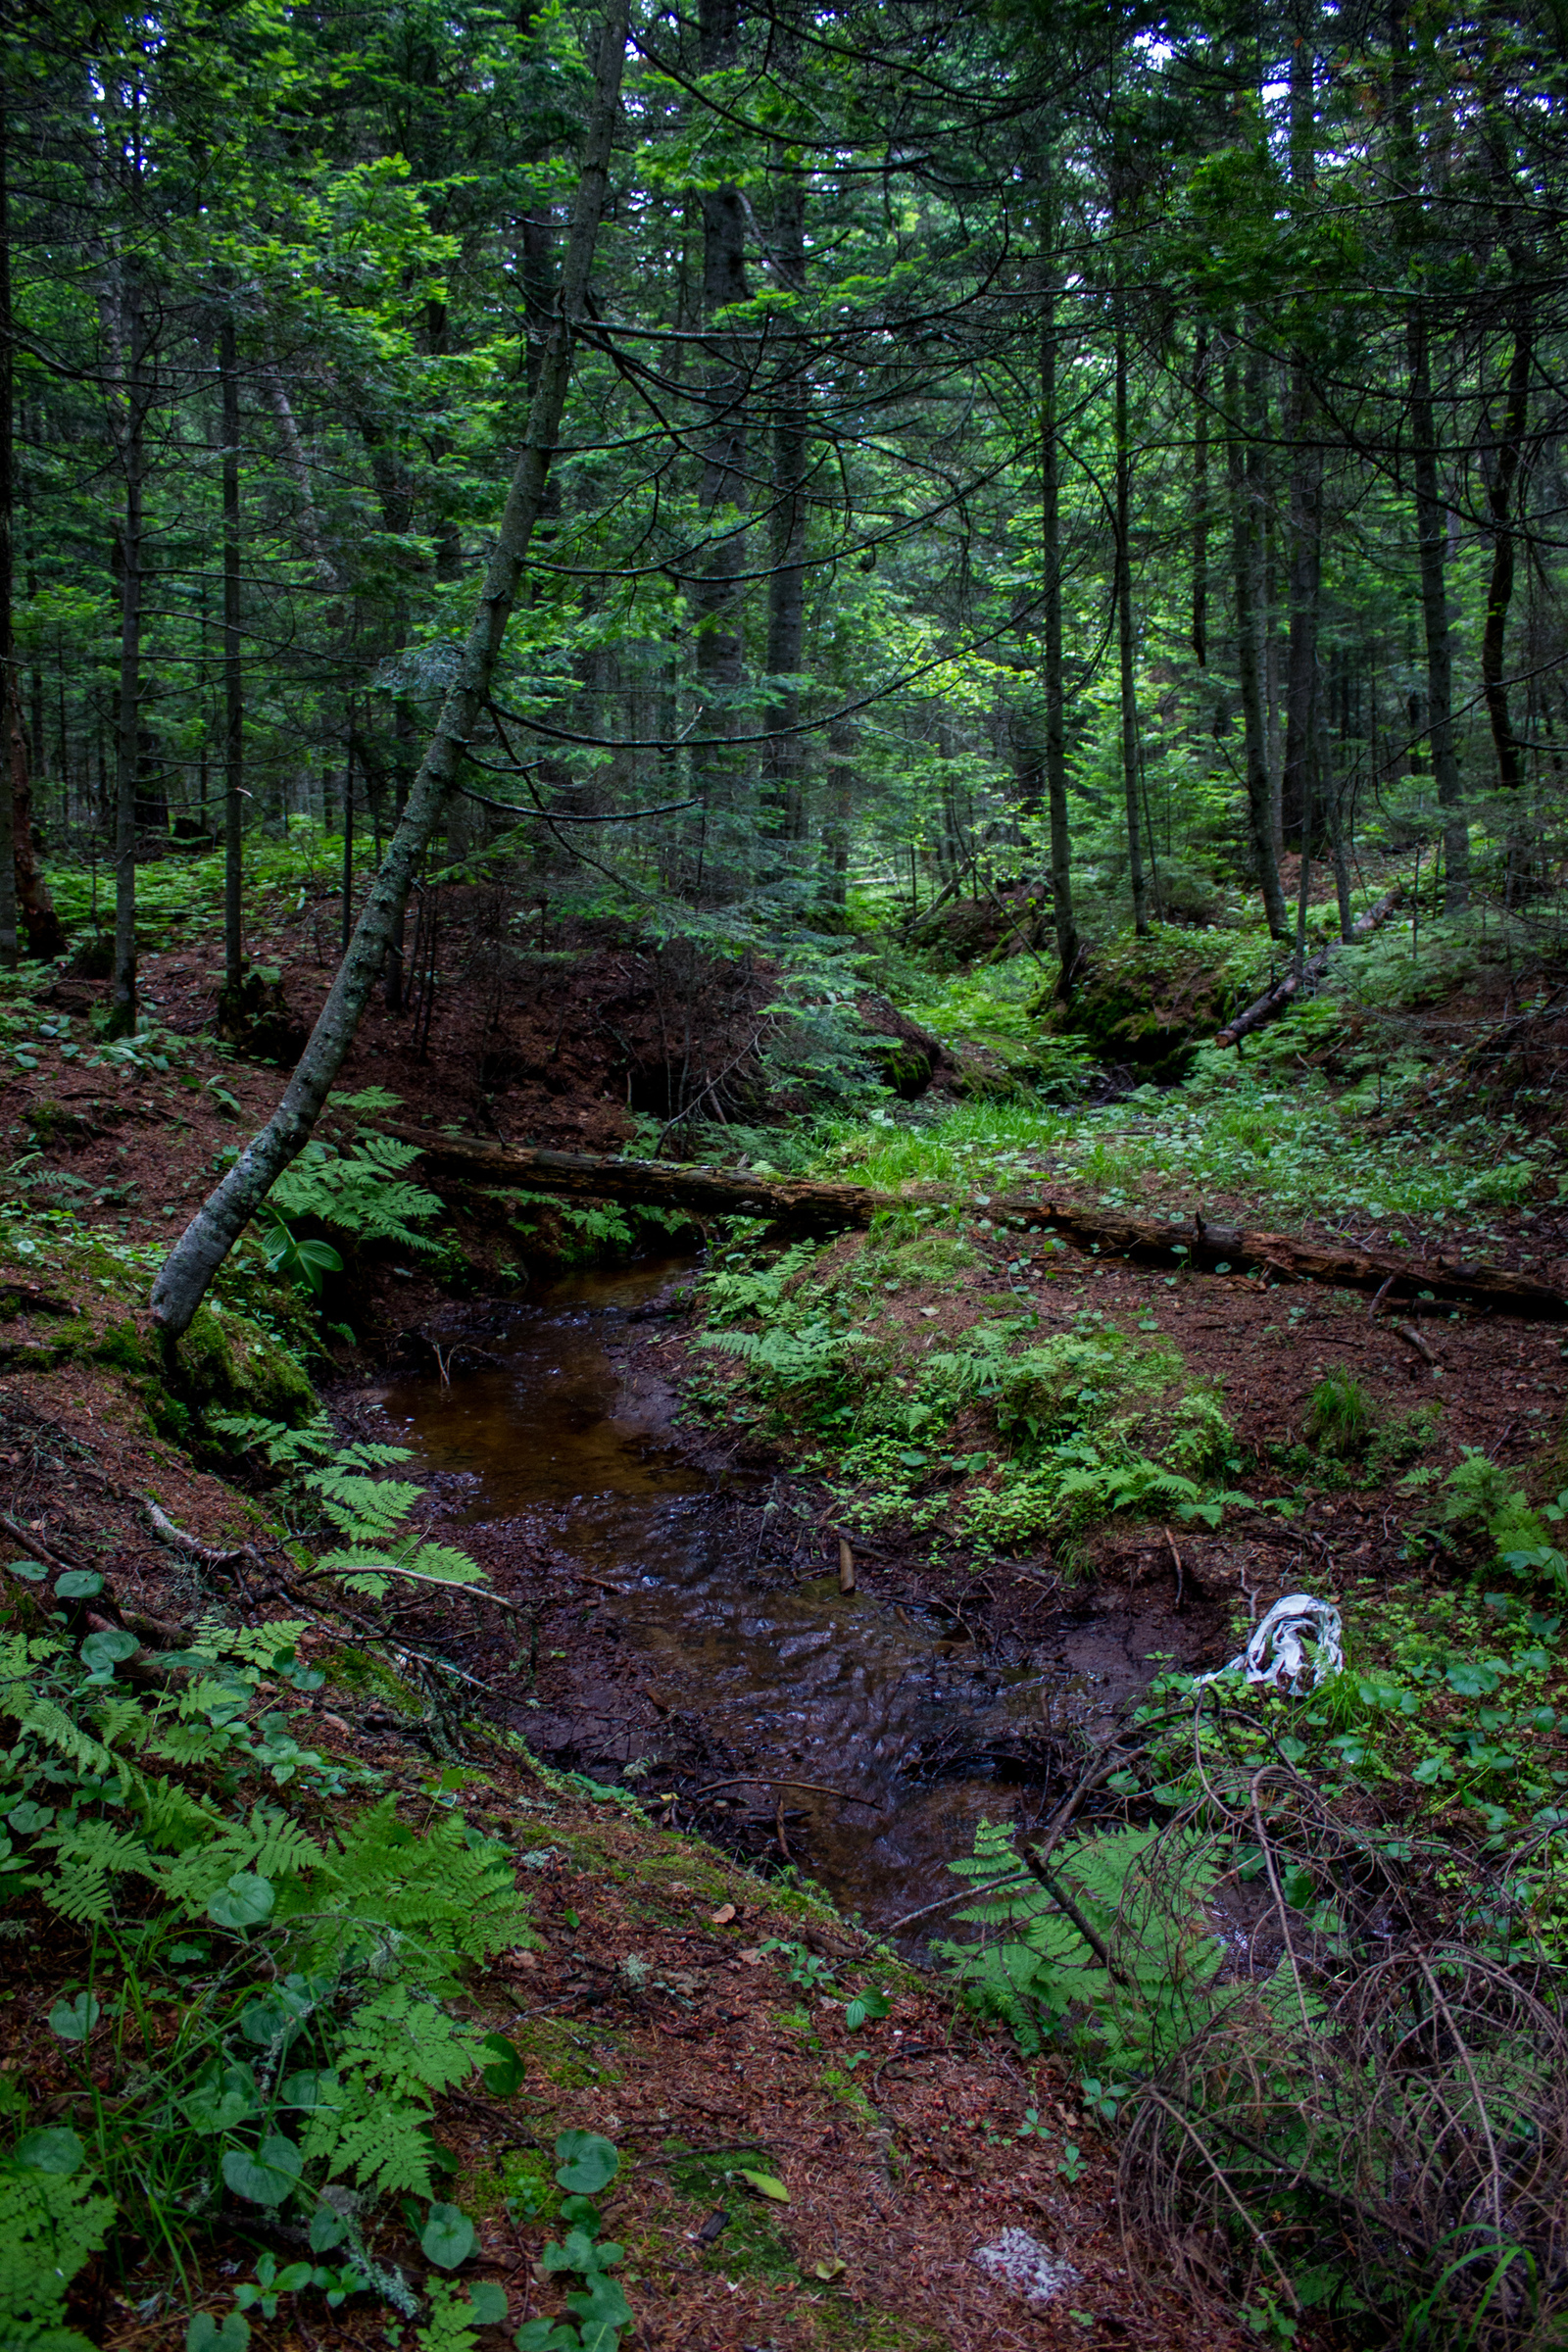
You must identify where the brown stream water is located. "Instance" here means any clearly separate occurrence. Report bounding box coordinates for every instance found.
[374,1258,1128,1945]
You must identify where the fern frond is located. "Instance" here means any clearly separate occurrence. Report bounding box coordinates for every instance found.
[0,2169,116,2349]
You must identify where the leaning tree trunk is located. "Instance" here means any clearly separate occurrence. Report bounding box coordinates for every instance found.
[150,0,629,1341]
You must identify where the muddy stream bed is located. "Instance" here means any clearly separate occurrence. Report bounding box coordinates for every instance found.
[369,1258,1214,1947]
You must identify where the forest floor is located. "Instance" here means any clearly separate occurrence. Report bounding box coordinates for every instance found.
[5,851,1568,2350]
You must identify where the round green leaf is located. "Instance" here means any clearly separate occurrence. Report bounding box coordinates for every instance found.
[553,2130,619,2196]
[466,2281,509,2326]
[221,2134,303,2207]
[479,2033,524,2097]
[54,1570,104,1599]
[80,1627,139,1674]
[15,2127,83,2175]
[48,1992,101,2041]
[207,1872,275,1931]
[6,1800,54,1834]
[181,2061,261,2134]
[4,1557,46,1582]
[420,2201,476,2270]
[308,2202,350,2254]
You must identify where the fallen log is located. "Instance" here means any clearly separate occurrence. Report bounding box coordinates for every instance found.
[393,1129,895,1235]
[396,1130,1567,1320]
[1214,884,1404,1050]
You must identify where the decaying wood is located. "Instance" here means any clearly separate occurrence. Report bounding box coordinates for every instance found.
[400,1129,1567,1320]
[1213,884,1404,1050]
[397,1127,895,1235]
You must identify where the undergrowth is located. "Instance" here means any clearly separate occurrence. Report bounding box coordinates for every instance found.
[688,1221,1245,1558]
[938,1448,1568,2344]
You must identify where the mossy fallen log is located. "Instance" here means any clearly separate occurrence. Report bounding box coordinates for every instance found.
[398,1130,1567,1321]
[1214,884,1404,1050]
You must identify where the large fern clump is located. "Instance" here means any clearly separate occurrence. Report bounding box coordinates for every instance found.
[0,1587,533,2344]
[270,1134,446,1256]
[937,1816,1244,2067]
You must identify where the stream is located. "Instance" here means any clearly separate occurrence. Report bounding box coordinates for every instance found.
[371,1257,1166,1945]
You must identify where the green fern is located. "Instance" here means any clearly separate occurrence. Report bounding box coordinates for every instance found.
[276,1799,529,1980]
[939,1820,1229,2068]
[270,1135,445,1256]
[0,2162,117,2352]
[302,1984,484,2197]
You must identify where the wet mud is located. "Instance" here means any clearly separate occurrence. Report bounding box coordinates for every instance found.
[365,1257,1225,1946]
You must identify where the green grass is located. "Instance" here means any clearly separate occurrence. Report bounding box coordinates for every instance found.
[810,1059,1558,1234]
[1305,1371,1375,1457]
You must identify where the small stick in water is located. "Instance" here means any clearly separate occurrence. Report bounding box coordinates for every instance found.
[838,1537,857,1594]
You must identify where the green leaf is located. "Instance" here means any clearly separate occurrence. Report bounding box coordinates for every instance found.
[80,1628,139,1675]
[221,2134,304,2207]
[737,2169,789,2203]
[182,2062,261,2134]
[49,1992,101,2041]
[54,1571,104,1599]
[207,1872,275,1930]
[420,2200,476,2269]
[565,2273,633,2331]
[1446,1661,1500,1697]
[15,2127,84,2175]
[553,2131,619,2195]
[186,2316,251,2352]
[7,1799,55,1833]
[467,2280,509,2325]
[480,2034,525,2096]
[512,2324,578,2350]
[309,2202,350,2254]
[280,2068,341,2113]
[843,1989,890,2031]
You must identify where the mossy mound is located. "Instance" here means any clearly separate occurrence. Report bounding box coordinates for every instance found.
[1048,928,1234,1078]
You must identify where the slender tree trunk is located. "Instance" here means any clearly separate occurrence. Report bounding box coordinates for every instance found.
[1281,15,1321,863]
[0,109,61,963]
[824,700,855,910]
[1480,304,1531,794]
[1405,305,1469,906]
[1113,272,1148,934]
[110,287,147,1034]
[0,91,18,970]
[690,0,749,886]
[762,34,807,850]
[1041,231,1077,993]
[220,309,244,993]
[151,0,629,1340]
[1224,339,1290,937]
[1281,388,1322,854]
[1191,324,1209,672]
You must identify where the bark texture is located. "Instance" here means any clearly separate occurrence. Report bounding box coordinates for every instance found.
[1041,234,1078,995]
[1224,340,1290,938]
[149,0,630,1340]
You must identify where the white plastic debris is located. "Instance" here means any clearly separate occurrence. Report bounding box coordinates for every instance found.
[973,2229,1081,2307]
[1202,1592,1344,1694]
